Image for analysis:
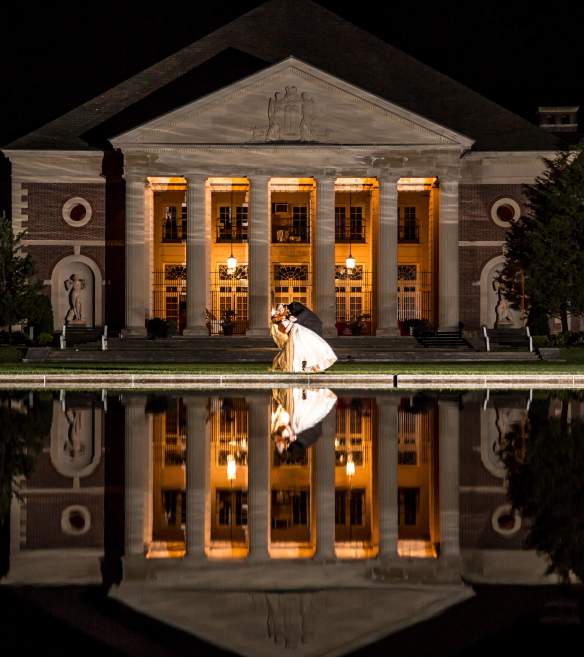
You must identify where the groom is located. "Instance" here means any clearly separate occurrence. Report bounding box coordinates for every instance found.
[287,301,323,337]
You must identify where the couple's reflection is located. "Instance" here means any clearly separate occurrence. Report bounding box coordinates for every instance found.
[271,388,337,460]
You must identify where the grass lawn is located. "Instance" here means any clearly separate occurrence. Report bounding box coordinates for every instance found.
[0,349,584,374]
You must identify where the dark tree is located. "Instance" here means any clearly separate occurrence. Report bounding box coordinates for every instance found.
[501,396,584,582]
[0,212,47,340]
[498,146,584,332]
[0,392,52,578]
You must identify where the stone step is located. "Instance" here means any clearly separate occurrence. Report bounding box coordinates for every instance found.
[108,336,423,351]
[25,347,539,364]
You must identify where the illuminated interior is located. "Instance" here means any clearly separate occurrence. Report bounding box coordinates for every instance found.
[149,394,440,560]
[147,175,439,336]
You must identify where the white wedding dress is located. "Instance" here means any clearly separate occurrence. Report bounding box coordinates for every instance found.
[271,319,337,372]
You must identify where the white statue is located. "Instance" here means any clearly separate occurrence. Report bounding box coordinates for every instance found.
[64,273,85,323]
[492,278,514,326]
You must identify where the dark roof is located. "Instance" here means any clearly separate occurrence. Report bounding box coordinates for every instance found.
[4,0,560,152]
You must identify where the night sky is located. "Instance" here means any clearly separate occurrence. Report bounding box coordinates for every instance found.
[1,0,584,146]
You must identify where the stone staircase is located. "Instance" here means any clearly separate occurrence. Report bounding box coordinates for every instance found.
[24,334,539,363]
[416,328,472,350]
[485,327,532,351]
[62,327,103,346]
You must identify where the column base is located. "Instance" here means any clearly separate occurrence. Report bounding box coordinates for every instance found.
[323,326,337,338]
[183,552,208,563]
[247,551,270,563]
[182,326,209,337]
[313,551,336,563]
[247,327,270,337]
[375,327,400,337]
[125,326,147,337]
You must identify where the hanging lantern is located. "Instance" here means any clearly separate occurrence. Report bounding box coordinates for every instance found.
[345,254,356,273]
[226,253,237,275]
[346,452,356,477]
[226,453,237,480]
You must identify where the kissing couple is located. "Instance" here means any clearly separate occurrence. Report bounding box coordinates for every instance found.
[270,301,337,373]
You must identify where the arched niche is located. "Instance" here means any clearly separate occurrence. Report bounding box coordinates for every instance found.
[50,401,103,480]
[479,255,523,329]
[481,400,528,480]
[50,255,103,329]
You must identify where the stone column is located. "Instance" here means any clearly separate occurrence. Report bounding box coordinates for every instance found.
[314,176,337,336]
[124,396,150,555]
[183,174,209,335]
[125,176,147,335]
[438,179,460,329]
[377,396,399,558]
[247,393,271,560]
[144,183,156,321]
[376,176,399,336]
[314,408,336,561]
[247,175,271,336]
[438,399,460,557]
[185,396,210,559]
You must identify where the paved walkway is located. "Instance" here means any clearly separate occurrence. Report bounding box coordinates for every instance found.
[2,372,584,389]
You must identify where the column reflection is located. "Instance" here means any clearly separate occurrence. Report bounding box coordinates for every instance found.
[209,396,250,558]
[397,395,439,558]
[142,391,453,563]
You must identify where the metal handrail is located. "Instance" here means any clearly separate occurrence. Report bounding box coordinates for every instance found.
[526,325,533,352]
[482,325,490,352]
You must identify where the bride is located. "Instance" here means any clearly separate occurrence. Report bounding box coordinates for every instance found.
[270,304,337,372]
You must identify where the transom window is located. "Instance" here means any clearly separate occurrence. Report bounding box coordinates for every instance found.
[335,206,366,242]
[398,206,419,243]
[272,203,310,243]
[216,206,248,242]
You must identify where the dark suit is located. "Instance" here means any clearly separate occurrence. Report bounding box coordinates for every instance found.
[287,302,323,337]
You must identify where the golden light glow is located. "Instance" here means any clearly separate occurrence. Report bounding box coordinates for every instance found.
[226,254,238,275]
[397,540,438,559]
[346,453,356,477]
[226,453,237,481]
[345,255,356,272]
[397,177,436,192]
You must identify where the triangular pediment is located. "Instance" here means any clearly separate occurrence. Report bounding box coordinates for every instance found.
[112,58,473,148]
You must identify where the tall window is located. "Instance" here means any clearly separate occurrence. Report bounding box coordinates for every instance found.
[399,206,419,243]
[335,206,365,242]
[272,203,310,243]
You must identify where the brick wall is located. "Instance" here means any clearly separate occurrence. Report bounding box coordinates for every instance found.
[26,245,73,283]
[459,184,527,328]
[23,183,105,240]
[25,494,104,549]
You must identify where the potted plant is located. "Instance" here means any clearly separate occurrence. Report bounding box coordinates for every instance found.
[221,309,236,336]
[350,314,367,336]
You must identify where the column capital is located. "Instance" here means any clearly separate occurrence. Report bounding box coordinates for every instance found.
[378,173,401,185]
[314,174,337,185]
[184,173,208,184]
[437,177,461,188]
[125,172,148,185]
[247,174,271,183]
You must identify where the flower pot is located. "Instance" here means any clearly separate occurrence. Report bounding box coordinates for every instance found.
[222,324,234,336]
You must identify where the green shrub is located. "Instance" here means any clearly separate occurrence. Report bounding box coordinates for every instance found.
[28,294,54,336]
[532,335,548,349]
[0,346,23,362]
[146,317,168,339]
[38,332,54,346]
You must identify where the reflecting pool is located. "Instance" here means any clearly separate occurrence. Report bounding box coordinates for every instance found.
[1,388,582,656]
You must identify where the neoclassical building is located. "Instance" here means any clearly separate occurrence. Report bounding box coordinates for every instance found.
[1,0,566,337]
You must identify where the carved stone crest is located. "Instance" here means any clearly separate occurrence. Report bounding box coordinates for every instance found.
[251,86,330,142]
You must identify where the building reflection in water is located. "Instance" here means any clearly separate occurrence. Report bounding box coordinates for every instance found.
[138,389,456,562]
[8,388,583,656]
